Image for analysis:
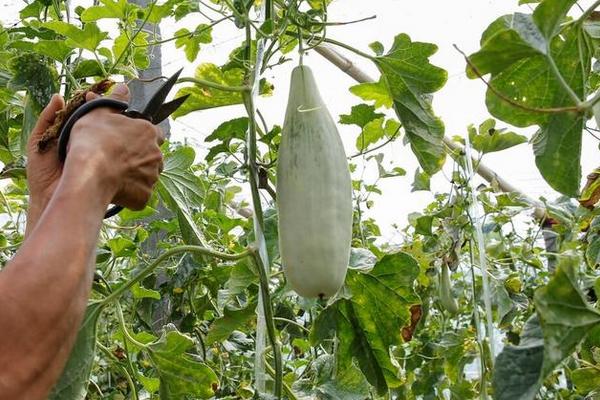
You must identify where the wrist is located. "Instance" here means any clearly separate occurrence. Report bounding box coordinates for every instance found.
[60,150,119,208]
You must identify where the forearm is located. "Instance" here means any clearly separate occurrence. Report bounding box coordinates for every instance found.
[0,159,113,399]
[24,197,50,239]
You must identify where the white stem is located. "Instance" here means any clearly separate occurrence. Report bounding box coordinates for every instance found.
[251,3,269,395]
[464,134,496,367]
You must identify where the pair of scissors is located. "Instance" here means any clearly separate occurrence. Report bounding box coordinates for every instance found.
[57,68,189,218]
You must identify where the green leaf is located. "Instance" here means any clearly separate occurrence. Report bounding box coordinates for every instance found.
[586,217,600,268]
[131,282,161,300]
[107,236,136,257]
[173,64,247,116]
[294,354,369,400]
[138,373,160,394]
[349,80,393,109]
[204,117,248,162]
[493,314,545,400]
[339,104,385,128]
[534,255,600,372]
[312,252,420,394]
[112,31,149,70]
[72,59,105,79]
[205,303,256,345]
[175,25,213,62]
[49,303,105,400]
[494,255,600,400]
[369,41,384,56]
[20,1,43,19]
[415,215,433,235]
[411,168,430,192]
[532,0,577,40]
[355,118,400,151]
[468,20,589,195]
[468,119,527,154]
[145,326,219,398]
[373,34,447,174]
[80,0,133,21]
[157,146,207,248]
[11,40,73,61]
[22,95,40,156]
[44,21,108,51]
[572,367,600,393]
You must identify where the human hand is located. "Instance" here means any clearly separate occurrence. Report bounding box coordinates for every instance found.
[65,83,164,211]
[26,94,65,205]
[25,94,65,236]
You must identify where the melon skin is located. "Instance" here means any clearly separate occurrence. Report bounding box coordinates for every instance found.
[276,65,353,298]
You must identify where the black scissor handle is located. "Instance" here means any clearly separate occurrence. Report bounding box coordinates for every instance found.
[57,98,130,219]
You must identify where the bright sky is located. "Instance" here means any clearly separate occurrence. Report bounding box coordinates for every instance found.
[2,0,598,242]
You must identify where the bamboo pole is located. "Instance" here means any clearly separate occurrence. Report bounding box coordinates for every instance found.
[314,45,546,220]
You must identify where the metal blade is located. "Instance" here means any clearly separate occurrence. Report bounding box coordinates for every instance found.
[152,94,190,124]
[141,67,184,119]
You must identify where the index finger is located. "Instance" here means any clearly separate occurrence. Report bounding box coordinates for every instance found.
[156,126,165,146]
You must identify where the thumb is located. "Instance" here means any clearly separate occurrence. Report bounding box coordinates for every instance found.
[108,83,130,102]
[31,94,65,137]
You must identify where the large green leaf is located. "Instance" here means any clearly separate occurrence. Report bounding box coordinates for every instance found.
[534,255,600,372]
[532,0,578,40]
[49,303,105,400]
[468,14,590,196]
[373,34,447,175]
[311,252,420,394]
[80,0,135,22]
[145,326,218,398]
[156,146,207,247]
[173,64,246,116]
[493,255,600,400]
[44,21,108,52]
[493,314,545,400]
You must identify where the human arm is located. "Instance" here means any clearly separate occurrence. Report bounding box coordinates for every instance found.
[0,84,163,399]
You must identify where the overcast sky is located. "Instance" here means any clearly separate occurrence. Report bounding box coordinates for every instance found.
[2,0,598,242]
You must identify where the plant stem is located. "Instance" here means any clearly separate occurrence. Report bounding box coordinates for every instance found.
[139,16,231,47]
[115,302,147,349]
[242,10,282,397]
[0,189,14,222]
[177,77,250,92]
[265,359,297,400]
[97,342,139,400]
[545,53,582,106]
[273,317,310,333]
[250,250,283,399]
[579,0,600,22]
[101,246,250,305]
[285,30,375,60]
[109,0,156,74]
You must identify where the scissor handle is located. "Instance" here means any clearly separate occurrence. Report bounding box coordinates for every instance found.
[57,98,130,219]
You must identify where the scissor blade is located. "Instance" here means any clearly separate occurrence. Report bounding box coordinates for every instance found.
[141,67,184,119]
[152,94,190,124]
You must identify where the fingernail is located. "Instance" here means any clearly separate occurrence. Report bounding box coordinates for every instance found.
[112,83,129,96]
